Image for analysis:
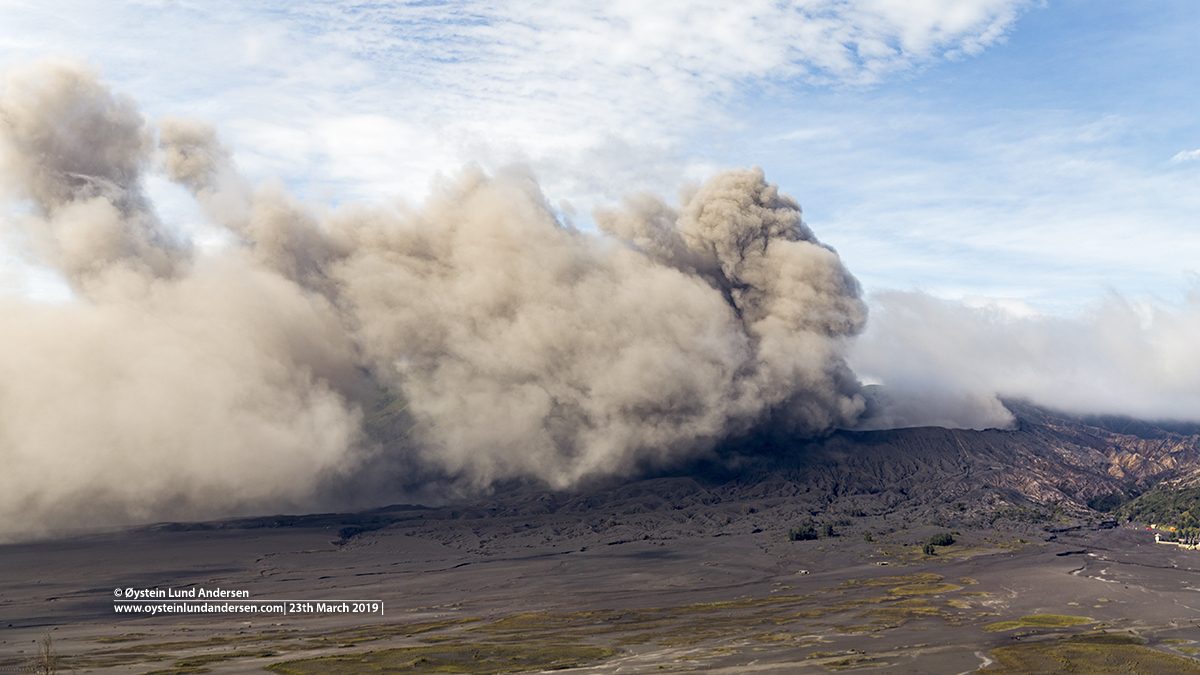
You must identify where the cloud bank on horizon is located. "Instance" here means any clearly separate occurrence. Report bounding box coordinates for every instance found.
[850,291,1200,430]
[2,2,1200,535]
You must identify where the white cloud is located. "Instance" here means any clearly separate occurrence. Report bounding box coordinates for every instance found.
[752,103,1200,309]
[851,289,1200,428]
[0,0,1032,209]
[0,0,1037,309]
[1172,148,1200,163]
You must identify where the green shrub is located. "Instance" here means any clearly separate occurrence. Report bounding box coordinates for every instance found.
[922,543,936,555]
[928,532,955,547]
[788,521,819,541]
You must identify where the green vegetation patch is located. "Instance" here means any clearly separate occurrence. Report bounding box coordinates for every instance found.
[470,611,619,633]
[676,646,740,661]
[749,632,792,643]
[837,574,944,589]
[860,605,946,621]
[92,633,150,643]
[789,521,820,541]
[266,643,618,675]
[890,599,932,608]
[73,624,476,670]
[78,647,279,672]
[855,597,955,629]
[929,533,955,546]
[983,614,1093,632]
[666,595,813,614]
[832,624,880,634]
[977,634,1200,674]
[1118,485,1200,534]
[886,583,963,596]
[824,656,884,670]
[322,618,480,644]
[90,634,292,655]
[173,651,275,667]
[794,597,889,620]
[463,599,825,649]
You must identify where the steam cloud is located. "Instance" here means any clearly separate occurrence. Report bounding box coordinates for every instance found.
[850,291,1200,431]
[0,59,867,537]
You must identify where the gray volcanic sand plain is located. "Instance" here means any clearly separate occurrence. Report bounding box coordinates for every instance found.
[5,504,1200,675]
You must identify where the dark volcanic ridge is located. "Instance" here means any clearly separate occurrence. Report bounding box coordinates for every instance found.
[146,402,1200,555]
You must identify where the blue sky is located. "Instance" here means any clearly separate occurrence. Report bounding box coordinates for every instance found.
[2,0,1196,311]
[745,0,1200,309]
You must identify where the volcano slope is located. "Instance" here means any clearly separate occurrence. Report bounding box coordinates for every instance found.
[6,403,1200,675]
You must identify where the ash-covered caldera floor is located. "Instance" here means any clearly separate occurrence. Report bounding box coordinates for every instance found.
[6,405,1200,674]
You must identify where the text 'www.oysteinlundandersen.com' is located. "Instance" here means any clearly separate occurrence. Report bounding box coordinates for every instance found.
[112,587,383,616]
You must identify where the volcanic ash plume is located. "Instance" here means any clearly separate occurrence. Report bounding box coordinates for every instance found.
[0,60,187,295]
[0,58,866,536]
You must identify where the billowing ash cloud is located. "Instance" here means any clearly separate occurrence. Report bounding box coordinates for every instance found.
[850,291,1200,430]
[0,61,188,291]
[0,59,866,537]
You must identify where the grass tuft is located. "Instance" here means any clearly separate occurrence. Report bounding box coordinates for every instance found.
[265,644,618,675]
[983,614,1094,632]
[886,583,963,596]
[979,633,1200,674]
